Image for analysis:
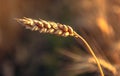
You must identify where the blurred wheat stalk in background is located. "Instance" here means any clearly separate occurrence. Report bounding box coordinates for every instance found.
[16,17,106,76]
[59,49,117,76]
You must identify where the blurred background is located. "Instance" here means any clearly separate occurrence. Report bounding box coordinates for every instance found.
[0,0,120,76]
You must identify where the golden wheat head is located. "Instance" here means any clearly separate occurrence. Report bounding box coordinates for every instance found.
[16,17,77,37]
[16,17,105,76]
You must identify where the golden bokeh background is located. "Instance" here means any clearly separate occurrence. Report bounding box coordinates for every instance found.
[0,0,120,76]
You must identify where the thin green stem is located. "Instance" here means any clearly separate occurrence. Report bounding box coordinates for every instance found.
[74,32,104,76]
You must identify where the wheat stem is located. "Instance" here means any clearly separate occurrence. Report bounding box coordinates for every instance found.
[89,57,117,75]
[74,32,104,76]
[59,49,116,75]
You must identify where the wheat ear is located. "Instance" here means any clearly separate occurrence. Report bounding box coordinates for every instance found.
[16,17,104,76]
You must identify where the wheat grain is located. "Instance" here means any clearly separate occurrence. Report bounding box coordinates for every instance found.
[16,17,76,37]
[16,17,104,76]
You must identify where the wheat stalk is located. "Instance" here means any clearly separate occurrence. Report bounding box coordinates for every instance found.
[89,57,117,75]
[16,17,104,76]
[59,49,117,75]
